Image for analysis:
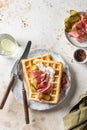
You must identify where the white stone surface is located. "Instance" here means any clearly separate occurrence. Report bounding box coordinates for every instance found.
[0,0,87,130]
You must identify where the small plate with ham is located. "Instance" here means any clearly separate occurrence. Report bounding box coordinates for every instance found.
[65,11,87,47]
[12,49,71,111]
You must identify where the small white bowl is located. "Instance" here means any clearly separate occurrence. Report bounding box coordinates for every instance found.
[73,48,87,64]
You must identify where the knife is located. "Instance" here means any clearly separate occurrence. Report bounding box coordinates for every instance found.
[0,41,31,109]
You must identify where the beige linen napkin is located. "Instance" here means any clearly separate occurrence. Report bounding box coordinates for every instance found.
[63,92,87,130]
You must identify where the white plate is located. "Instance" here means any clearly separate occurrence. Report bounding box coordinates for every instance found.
[12,49,71,111]
[65,12,87,48]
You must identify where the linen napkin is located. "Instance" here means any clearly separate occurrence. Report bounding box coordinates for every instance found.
[63,92,87,130]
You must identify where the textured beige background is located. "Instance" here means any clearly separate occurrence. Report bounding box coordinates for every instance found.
[0,0,87,130]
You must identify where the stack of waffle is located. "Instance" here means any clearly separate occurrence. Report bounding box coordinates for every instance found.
[21,54,63,104]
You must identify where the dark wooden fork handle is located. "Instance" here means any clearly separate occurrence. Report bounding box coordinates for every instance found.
[0,75,16,109]
[22,88,29,124]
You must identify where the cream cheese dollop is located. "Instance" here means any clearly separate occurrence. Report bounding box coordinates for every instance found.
[37,63,55,82]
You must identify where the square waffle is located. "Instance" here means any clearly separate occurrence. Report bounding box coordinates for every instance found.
[21,54,63,104]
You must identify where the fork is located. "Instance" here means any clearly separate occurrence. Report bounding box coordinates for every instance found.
[17,63,29,124]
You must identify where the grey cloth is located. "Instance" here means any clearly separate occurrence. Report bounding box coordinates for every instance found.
[63,92,87,130]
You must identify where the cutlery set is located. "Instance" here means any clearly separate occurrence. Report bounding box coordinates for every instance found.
[0,41,31,124]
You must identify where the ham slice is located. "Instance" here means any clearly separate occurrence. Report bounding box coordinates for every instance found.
[69,13,87,42]
[30,70,51,94]
[38,82,51,94]
[81,12,87,20]
[38,76,51,94]
[30,70,44,79]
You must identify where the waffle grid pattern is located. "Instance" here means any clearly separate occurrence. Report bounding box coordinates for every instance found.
[21,54,63,104]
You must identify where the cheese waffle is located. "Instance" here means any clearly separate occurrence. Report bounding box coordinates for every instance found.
[21,54,63,104]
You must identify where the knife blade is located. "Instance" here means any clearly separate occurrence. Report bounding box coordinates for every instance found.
[0,41,31,109]
[11,41,31,76]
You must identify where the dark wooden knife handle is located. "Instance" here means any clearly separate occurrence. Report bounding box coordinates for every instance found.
[0,75,15,109]
[22,88,29,124]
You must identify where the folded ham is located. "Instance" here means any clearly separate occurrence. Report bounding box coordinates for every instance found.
[69,13,87,42]
[30,69,51,94]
